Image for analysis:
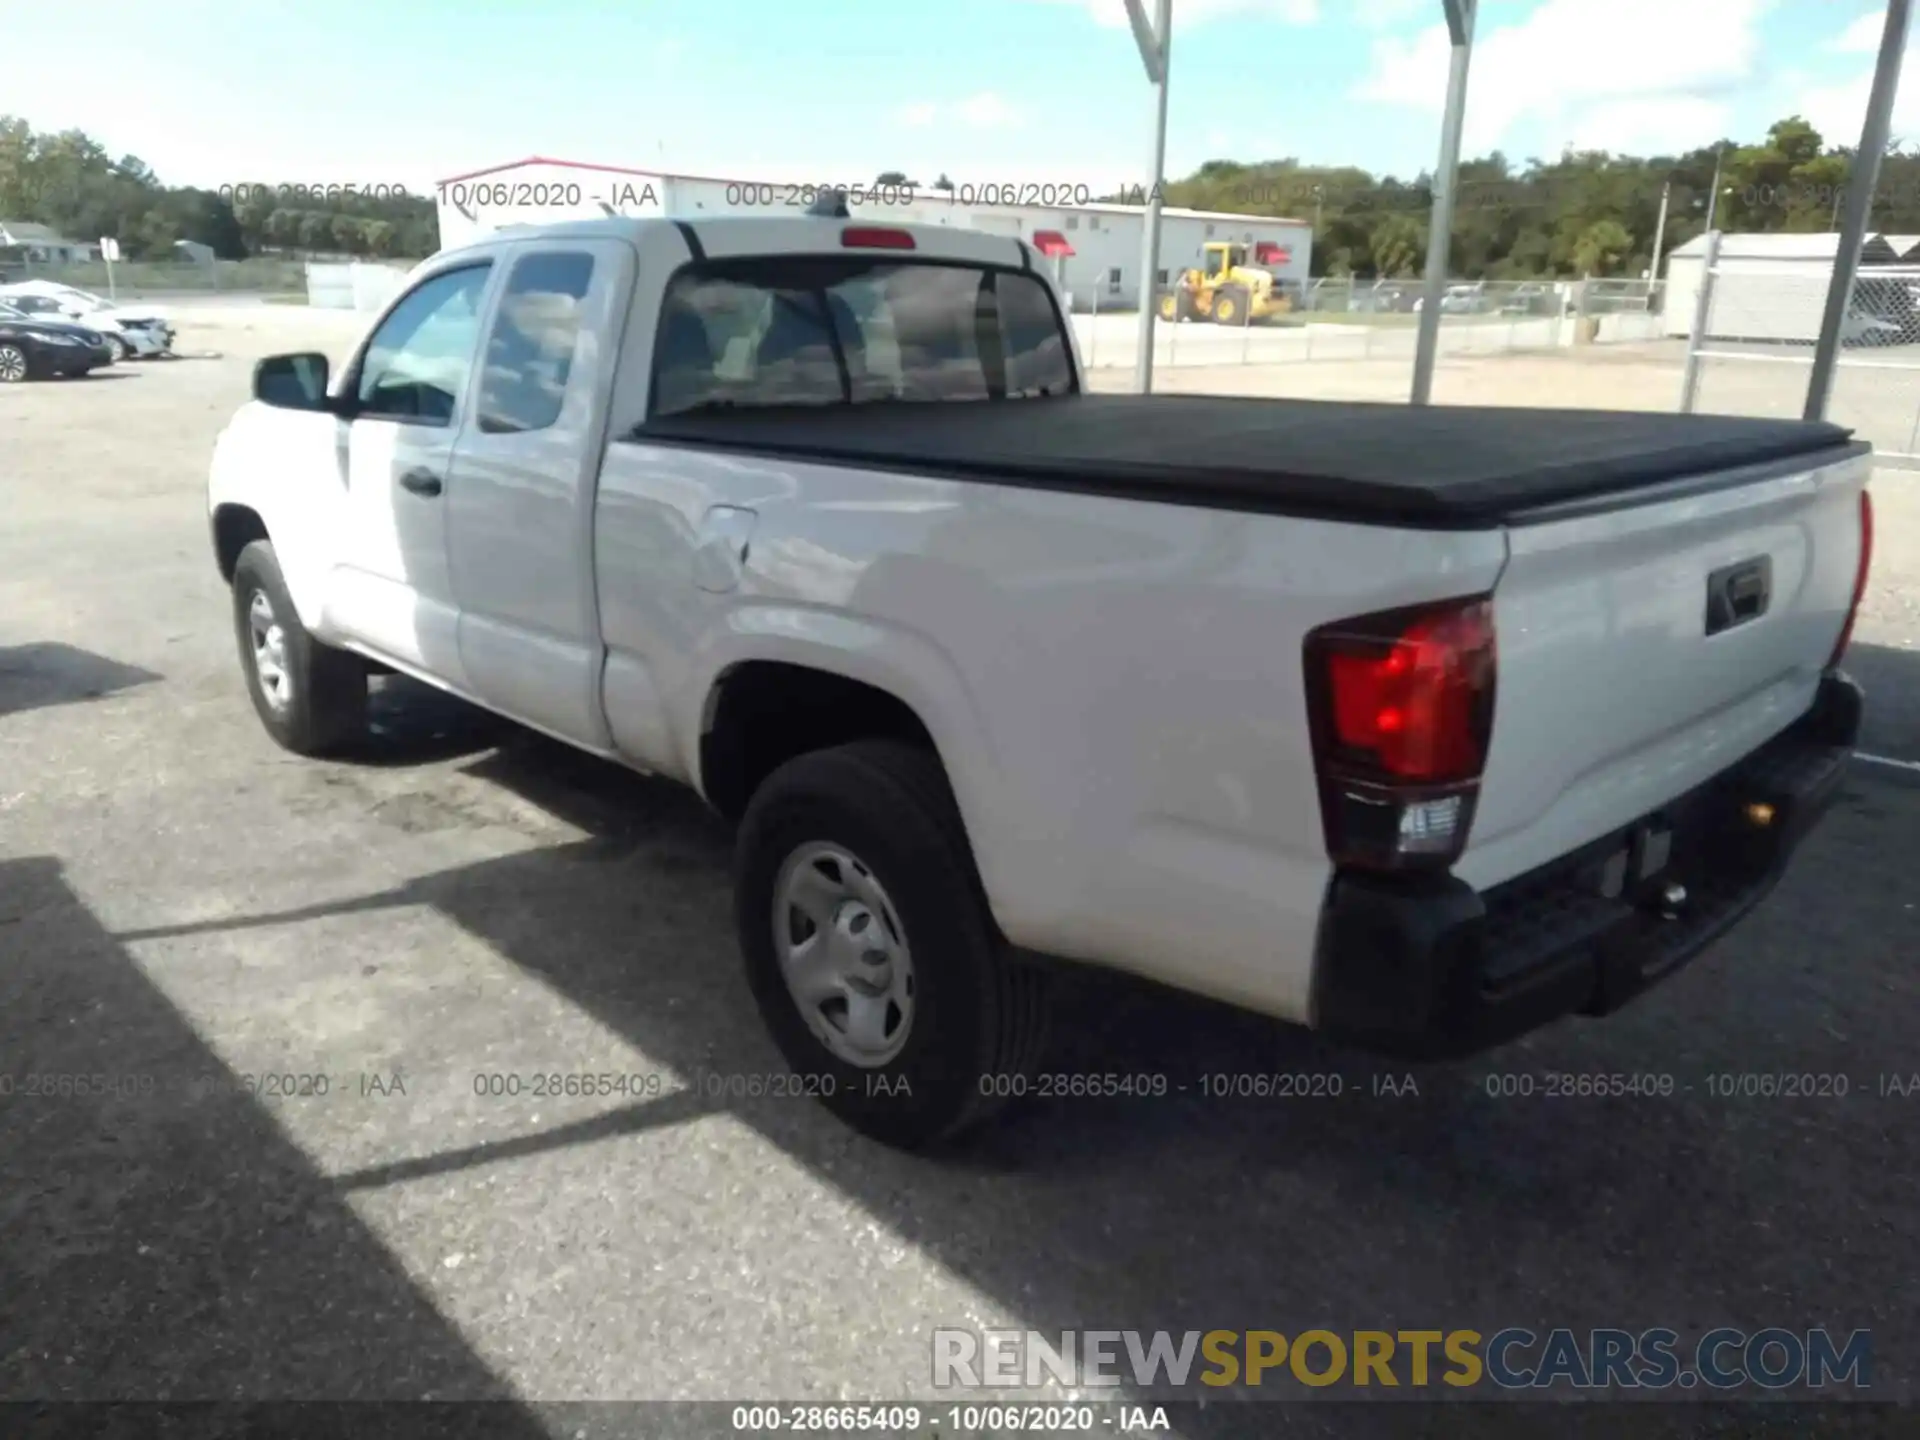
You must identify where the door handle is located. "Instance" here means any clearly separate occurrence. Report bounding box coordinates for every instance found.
[399,468,443,497]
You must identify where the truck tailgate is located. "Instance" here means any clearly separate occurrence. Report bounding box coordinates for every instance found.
[1456,445,1871,892]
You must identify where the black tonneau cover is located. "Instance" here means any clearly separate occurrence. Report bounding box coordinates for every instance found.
[635,395,1859,528]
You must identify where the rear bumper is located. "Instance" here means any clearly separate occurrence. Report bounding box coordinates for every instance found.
[1313,671,1861,1059]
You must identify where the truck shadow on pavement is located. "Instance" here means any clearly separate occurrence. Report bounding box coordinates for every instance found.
[427,687,1916,1434]
[0,854,549,1430]
[68,643,1920,1433]
[0,642,160,719]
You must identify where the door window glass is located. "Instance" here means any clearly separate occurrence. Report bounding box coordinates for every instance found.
[355,263,492,424]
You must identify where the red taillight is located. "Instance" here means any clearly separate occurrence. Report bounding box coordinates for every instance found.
[1827,487,1873,670]
[1306,597,1497,872]
[1319,600,1495,783]
[842,226,915,250]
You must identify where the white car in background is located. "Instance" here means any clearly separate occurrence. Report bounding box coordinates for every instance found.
[0,281,175,359]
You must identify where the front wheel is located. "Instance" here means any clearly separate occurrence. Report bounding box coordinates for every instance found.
[231,540,367,756]
[0,343,30,383]
[735,740,1050,1150]
[106,335,132,362]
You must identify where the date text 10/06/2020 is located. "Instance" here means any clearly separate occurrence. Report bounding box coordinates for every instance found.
[432,180,1103,210]
[430,180,1211,211]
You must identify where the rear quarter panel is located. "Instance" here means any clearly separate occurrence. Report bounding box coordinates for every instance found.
[597,441,1509,1023]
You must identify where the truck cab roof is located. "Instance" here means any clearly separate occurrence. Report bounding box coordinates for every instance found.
[434,212,1039,274]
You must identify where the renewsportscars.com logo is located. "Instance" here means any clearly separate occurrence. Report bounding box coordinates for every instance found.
[932,1327,1873,1393]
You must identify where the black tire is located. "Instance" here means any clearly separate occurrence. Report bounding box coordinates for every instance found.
[1212,286,1249,325]
[106,335,132,362]
[231,539,367,756]
[0,343,30,383]
[735,740,1051,1150]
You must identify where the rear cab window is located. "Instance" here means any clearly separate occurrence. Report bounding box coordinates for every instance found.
[648,256,1076,418]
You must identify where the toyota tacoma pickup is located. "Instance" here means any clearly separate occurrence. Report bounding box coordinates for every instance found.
[207,209,1872,1149]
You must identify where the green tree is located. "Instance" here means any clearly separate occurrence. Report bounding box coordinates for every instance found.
[1369,214,1425,277]
[296,210,334,250]
[1572,219,1632,276]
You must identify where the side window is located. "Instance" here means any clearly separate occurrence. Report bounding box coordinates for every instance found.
[476,251,595,434]
[995,272,1074,398]
[354,263,491,425]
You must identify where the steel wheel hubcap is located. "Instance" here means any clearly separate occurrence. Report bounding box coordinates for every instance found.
[0,348,24,381]
[248,589,292,711]
[773,843,914,1067]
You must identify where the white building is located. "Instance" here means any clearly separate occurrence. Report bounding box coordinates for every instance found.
[1662,230,1914,342]
[434,157,1312,311]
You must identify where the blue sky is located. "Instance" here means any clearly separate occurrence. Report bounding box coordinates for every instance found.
[1,0,1905,194]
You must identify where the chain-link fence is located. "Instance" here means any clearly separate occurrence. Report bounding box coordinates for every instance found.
[1072,277,1667,370]
[0,254,317,298]
[1683,260,1920,461]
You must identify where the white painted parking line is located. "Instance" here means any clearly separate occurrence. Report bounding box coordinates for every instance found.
[1858,751,1920,774]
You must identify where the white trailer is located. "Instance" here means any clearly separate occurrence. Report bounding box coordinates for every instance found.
[1663,231,1904,342]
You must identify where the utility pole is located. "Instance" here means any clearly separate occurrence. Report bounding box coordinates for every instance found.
[1807,0,1911,421]
[1123,0,1173,395]
[1410,0,1477,405]
[1649,179,1670,292]
[1702,146,1725,234]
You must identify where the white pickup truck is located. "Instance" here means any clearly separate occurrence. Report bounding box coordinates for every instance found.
[208,207,1872,1149]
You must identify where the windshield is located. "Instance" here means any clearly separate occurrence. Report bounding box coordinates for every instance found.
[651,255,1075,416]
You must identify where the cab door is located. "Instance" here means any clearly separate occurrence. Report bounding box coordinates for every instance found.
[444,238,635,748]
[328,259,499,685]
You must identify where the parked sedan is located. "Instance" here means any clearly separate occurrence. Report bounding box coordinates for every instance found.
[0,283,174,359]
[0,303,117,381]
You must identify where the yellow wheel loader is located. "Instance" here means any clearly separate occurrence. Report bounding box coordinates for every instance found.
[1157,241,1296,326]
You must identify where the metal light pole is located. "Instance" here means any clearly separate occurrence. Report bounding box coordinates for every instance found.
[1124,0,1173,395]
[1807,0,1911,422]
[1410,0,1476,405]
[1702,146,1725,235]
[1649,179,1670,293]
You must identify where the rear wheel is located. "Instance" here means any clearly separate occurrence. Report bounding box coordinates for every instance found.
[0,343,29,383]
[231,540,367,756]
[735,740,1051,1150]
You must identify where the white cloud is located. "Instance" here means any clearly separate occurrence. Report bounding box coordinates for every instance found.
[955,92,1021,129]
[1355,0,1765,157]
[1031,0,1318,29]
[1353,0,1428,29]
[1799,16,1920,147]
[1565,97,1734,155]
[1799,71,1920,151]
[1831,11,1886,54]
[894,94,1019,130]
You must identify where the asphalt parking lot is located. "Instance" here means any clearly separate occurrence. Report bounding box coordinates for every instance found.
[3,319,1918,1436]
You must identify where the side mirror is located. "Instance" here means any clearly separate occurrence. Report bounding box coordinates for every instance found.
[253,352,333,411]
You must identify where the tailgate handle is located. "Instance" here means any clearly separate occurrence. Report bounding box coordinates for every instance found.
[1706,556,1772,636]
